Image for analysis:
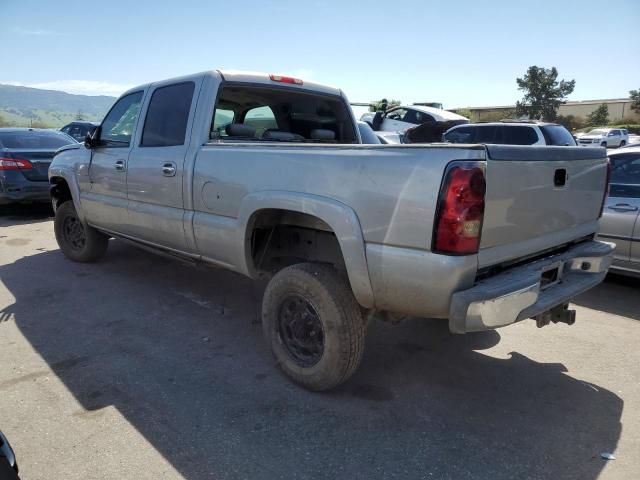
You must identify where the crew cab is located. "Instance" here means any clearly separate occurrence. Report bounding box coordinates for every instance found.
[49,70,613,391]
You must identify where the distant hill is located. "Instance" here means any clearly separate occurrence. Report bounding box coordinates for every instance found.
[0,84,116,128]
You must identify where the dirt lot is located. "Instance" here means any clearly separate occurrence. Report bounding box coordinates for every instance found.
[1,205,638,480]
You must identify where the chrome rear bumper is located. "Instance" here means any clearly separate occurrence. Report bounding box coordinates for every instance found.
[449,240,614,333]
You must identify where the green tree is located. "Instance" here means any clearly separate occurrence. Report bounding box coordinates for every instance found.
[556,114,587,131]
[454,108,473,120]
[587,103,609,127]
[369,98,401,112]
[630,88,640,114]
[515,66,575,121]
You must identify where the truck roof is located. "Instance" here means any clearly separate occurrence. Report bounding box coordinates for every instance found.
[120,70,343,98]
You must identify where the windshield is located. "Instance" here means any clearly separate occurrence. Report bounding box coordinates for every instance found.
[0,130,76,149]
[587,129,607,136]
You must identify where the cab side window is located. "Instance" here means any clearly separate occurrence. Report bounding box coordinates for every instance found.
[244,106,278,137]
[141,82,195,147]
[101,92,144,146]
[212,109,235,136]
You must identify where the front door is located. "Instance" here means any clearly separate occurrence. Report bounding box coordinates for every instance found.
[83,91,144,233]
[599,152,640,271]
[126,80,198,252]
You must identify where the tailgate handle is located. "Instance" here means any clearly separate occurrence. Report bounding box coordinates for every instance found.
[554,169,567,187]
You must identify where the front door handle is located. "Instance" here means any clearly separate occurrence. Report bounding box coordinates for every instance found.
[608,204,639,212]
[114,160,125,171]
[162,162,176,177]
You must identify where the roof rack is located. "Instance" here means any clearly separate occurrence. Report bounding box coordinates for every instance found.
[498,119,547,124]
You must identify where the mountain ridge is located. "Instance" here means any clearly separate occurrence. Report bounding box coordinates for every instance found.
[0,84,116,127]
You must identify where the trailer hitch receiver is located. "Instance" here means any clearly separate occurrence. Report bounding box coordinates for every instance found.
[535,303,576,328]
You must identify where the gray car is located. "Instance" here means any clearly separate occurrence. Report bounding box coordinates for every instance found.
[0,128,75,205]
[598,145,640,275]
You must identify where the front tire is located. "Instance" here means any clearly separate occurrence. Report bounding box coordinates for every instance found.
[601,142,607,148]
[262,263,366,391]
[54,201,108,262]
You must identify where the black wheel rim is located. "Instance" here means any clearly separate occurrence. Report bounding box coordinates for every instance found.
[62,215,86,251]
[277,295,324,367]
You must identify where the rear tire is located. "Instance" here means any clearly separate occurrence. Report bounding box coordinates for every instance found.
[620,140,626,147]
[262,263,366,391]
[54,201,108,262]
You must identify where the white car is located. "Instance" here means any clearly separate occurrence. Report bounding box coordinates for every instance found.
[360,105,468,133]
[577,128,629,148]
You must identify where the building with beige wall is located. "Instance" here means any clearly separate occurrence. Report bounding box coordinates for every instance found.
[452,98,639,123]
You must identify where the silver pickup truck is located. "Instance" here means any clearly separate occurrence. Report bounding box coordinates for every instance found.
[49,70,614,391]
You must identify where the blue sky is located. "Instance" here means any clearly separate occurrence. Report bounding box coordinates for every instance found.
[2,0,638,109]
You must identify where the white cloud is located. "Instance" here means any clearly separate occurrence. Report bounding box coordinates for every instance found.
[11,27,58,36]
[4,80,134,97]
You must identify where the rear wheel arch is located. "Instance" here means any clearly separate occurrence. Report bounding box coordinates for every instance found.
[238,193,374,308]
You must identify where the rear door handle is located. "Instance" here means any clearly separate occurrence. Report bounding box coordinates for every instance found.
[608,204,639,212]
[162,162,176,177]
[114,160,125,171]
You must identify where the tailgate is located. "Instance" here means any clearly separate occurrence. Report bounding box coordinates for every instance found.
[478,145,608,268]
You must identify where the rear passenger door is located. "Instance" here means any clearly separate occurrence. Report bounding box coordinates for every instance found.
[126,79,200,251]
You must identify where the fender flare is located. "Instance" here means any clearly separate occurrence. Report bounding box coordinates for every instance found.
[237,191,375,309]
[48,166,86,222]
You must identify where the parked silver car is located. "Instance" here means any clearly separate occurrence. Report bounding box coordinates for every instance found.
[598,145,640,275]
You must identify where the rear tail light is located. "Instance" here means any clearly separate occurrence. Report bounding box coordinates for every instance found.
[0,157,33,170]
[433,161,486,255]
[598,159,611,218]
[269,74,303,85]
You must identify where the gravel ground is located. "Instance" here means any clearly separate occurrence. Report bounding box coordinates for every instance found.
[0,205,638,480]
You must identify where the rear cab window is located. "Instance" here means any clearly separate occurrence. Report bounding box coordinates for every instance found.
[210,84,357,143]
[539,125,576,146]
[243,106,278,137]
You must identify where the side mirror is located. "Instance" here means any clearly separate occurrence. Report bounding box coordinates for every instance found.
[84,126,101,149]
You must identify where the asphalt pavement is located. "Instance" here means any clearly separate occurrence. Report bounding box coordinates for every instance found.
[0,205,638,480]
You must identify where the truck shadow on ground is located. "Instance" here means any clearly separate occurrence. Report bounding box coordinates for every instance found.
[0,204,53,227]
[572,272,640,321]
[0,242,622,479]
